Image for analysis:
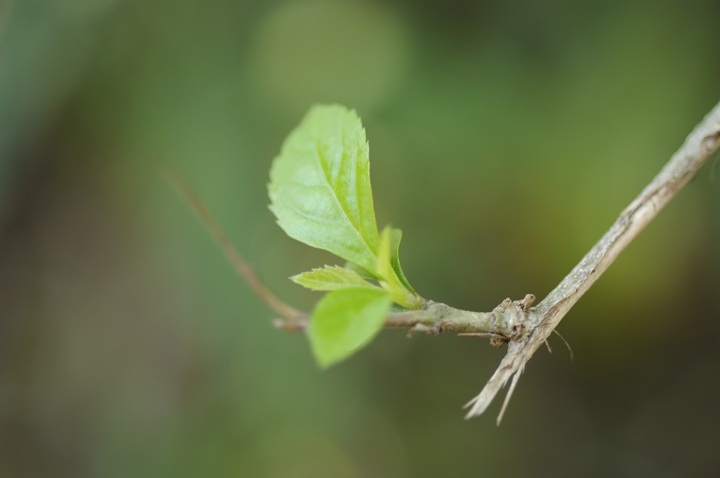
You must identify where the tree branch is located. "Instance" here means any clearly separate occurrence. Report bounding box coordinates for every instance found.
[273,296,535,345]
[169,99,720,424]
[464,100,720,423]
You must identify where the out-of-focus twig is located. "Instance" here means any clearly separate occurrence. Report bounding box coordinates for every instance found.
[164,167,304,323]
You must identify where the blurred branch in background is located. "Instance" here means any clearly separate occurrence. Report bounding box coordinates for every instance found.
[164,165,303,323]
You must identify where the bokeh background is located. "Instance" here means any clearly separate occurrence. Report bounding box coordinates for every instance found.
[1,0,719,476]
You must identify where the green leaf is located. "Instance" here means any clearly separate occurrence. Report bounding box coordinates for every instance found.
[386,227,418,296]
[308,288,392,368]
[292,265,382,292]
[269,104,381,274]
[343,261,377,281]
[377,226,423,309]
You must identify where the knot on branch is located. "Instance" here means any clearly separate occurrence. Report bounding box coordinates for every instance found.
[489,294,535,346]
[703,129,720,152]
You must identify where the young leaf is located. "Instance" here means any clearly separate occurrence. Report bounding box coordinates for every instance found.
[343,261,377,281]
[377,226,423,309]
[292,265,382,292]
[386,227,418,296]
[269,104,381,274]
[308,288,393,368]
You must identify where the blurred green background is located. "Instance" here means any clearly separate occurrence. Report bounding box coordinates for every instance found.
[1,0,719,476]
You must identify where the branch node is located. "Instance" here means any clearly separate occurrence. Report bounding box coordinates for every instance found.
[490,295,534,340]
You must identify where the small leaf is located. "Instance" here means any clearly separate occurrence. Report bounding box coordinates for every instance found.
[292,265,381,292]
[387,228,418,296]
[377,226,423,309]
[269,104,381,274]
[309,288,392,368]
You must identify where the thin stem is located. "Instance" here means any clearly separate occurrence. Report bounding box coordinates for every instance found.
[164,167,303,322]
[274,297,531,343]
